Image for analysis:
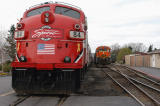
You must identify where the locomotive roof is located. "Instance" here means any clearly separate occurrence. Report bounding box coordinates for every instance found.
[96,46,111,51]
[27,1,82,12]
[23,1,85,18]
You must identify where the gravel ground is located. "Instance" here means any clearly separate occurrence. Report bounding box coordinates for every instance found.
[62,96,141,106]
[80,64,128,96]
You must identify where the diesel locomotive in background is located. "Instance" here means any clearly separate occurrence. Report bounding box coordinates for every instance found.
[94,46,111,64]
[11,2,91,94]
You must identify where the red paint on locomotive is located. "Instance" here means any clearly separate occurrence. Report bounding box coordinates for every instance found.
[11,2,91,94]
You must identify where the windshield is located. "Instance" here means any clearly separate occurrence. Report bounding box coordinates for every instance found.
[55,6,80,19]
[27,6,50,17]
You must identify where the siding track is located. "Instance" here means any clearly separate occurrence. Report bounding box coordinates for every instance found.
[101,66,160,106]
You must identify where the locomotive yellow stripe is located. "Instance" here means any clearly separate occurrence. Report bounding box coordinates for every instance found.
[77,43,80,52]
[17,42,20,51]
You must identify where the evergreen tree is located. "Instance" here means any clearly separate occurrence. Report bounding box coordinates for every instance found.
[148,45,153,52]
[4,25,16,61]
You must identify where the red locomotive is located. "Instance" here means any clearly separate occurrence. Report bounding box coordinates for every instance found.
[94,46,111,64]
[11,2,91,94]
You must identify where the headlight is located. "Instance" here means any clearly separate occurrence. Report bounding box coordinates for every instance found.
[14,30,25,39]
[69,31,84,40]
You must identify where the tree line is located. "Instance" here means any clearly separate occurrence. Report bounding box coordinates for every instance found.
[111,43,157,63]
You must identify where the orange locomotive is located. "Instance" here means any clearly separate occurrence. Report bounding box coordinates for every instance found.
[94,46,111,64]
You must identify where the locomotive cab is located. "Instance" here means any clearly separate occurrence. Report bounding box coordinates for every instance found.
[11,2,90,94]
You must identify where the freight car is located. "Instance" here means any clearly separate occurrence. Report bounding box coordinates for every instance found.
[11,1,91,95]
[94,46,111,64]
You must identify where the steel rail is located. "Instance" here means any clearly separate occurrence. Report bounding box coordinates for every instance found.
[111,67,160,105]
[57,96,68,106]
[123,74,160,106]
[9,96,30,106]
[128,76,160,93]
[101,69,145,106]
[121,65,160,83]
[102,68,159,106]
[115,65,160,90]
[128,76,160,104]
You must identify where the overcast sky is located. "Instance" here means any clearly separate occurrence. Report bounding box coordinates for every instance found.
[0,0,160,52]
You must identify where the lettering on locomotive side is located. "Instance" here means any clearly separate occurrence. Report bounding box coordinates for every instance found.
[31,29,63,41]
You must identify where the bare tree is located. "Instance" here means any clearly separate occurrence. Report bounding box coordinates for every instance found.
[125,43,147,53]
[0,30,7,56]
[110,43,121,61]
[0,30,7,72]
[111,43,120,52]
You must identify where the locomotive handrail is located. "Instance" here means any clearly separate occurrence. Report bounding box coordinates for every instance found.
[55,1,81,10]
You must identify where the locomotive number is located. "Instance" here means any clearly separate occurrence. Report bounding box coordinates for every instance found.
[70,31,84,39]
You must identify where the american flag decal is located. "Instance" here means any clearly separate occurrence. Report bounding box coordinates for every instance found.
[37,44,55,54]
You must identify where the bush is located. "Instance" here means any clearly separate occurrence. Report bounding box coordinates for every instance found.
[117,48,132,63]
[0,62,11,72]
[3,63,11,72]
[0,64,2,71]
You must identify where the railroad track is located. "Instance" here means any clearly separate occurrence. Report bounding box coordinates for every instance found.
[56,96,68,106]
[101,67,160,106]
[117,64,160,83]
[113,65,160,90]
[9,96,30,106]
[9,95,68,106]
[112,65,160,106]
